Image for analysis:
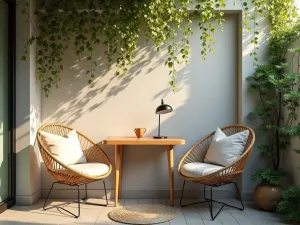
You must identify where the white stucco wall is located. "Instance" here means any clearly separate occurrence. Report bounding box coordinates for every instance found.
[40,3,269,200]
[13,0,273,205]
[16,0,41,205]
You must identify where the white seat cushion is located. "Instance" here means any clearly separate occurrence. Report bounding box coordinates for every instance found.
[180,162,224,178]
[39,130,87,165]
[204,128,249,166]
[69,163,109,177]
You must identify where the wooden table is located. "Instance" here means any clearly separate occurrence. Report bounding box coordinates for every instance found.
[102,137,185,207]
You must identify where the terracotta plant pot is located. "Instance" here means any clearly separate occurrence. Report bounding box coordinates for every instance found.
[254,182,283,211]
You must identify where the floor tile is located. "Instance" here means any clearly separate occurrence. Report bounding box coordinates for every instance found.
[95,205,117,225]
[217,210,239,225]
[198,205,223,225]
[169,210,186,225]
[137,199,153,204]
[0,198,293,225]
[123,199,138,205]
[153,199,167,205]
[228,209,256,225]
[182,205,205,225]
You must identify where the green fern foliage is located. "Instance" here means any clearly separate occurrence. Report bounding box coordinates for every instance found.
[277,147,300,222]
[251,169,285,186]
[277,186,300,222]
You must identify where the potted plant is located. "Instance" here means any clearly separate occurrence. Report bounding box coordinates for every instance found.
[247,49,300,211]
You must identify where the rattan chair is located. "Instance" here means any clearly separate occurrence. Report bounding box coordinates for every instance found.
[178,125,255,220]
[37,124,112,218]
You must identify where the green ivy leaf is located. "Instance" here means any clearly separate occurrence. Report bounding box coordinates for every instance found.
[19,0,265,96]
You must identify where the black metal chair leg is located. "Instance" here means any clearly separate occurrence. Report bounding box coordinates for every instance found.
[181,181,245,221]
[234,182,244,210]
[43,182,57,210]
[103,180,108,206]
[43,180,108,218]
[205,182,244,220]
[55,184,80,218]
[206,183,244,211]
[81,183,87,201]
[77,184,80,217]
[179,180,186,206]
[209,186,214,220]
[78,180,108,207]
[205,186,226,220]
[43,182,80,218]
[180,180,208,207]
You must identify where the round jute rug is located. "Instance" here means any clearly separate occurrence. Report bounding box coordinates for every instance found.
[108,204,176,224]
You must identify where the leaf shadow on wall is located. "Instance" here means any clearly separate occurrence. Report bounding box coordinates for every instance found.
[41,14,269,196]
[136,14,269,193]
[42,34,167,125]
[146,15,241,193]
[94,14,252,194]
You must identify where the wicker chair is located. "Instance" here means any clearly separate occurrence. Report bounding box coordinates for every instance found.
[178,125,255,220]
[37,124,112,218]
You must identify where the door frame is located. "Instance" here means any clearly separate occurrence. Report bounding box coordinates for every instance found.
[0,0,16,214]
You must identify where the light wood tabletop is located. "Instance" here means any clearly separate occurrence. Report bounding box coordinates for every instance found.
[102,137,185,145]
[102,136,185,207]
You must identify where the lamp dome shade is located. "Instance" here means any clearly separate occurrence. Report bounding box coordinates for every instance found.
[155,99,173,114]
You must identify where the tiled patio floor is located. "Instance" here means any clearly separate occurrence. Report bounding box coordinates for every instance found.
[0,198,294,225]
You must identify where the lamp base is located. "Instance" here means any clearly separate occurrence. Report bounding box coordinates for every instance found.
[153,136,168,139]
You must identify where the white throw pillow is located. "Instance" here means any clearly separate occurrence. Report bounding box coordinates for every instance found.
[39,130,87,165]
[204,128,249,166]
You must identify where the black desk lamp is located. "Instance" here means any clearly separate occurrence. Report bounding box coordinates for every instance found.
[153,99,173,139]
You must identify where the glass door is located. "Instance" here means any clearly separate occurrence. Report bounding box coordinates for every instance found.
[0,0,15,212]
[0,0,10,203]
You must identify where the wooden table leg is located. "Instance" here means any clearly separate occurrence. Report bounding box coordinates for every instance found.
[118,145,124,199]
[114,145,120,207]
[167,145,174,206]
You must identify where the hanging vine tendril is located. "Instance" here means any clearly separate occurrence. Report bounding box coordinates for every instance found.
[19,0,270,96]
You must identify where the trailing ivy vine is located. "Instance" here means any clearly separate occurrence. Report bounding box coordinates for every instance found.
[267,0,299,65]
[20,0,266,96]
